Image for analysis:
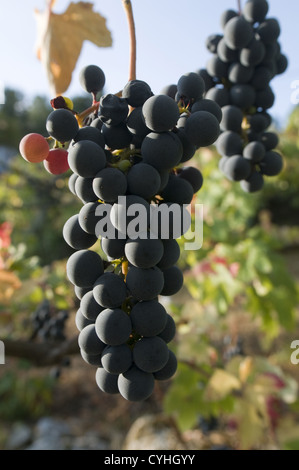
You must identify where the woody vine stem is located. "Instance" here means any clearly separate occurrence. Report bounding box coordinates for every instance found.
[122,0,137,82]
[238,0,242,15]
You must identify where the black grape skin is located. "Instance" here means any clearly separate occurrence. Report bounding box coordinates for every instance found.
[122,80,153,107]
[63,214,98,250]
[154,350,178,381]
[223,16,254,51]
[142,95,180,133]
[243,0,269,24]
[66,249,104,288]
[80,290,104,322]
[177,166,203,193]
[126,163,161,200]
[130,299,167,337]
[156,239,180,270]
[95,367,119,395]
[93,272,127,309]
[141,132,183,171]
[161,174,194,205]
[101,344,133,375]
[78,324,106,356]
[92,167,127,203]
[46,109,79,143]
[132,336,169,373]
[184,111,220,148]
[125,266,164,301]
[240,171,264,193]
[118,365,155,402]
[79,65,106,95]
[68,140,106,178]
[160,266,184,297]
[95,308,132,346]
[177,72,205,103]
[124,237,164,269]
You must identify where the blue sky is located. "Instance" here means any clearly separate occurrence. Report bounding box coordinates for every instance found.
[1,0,298,127]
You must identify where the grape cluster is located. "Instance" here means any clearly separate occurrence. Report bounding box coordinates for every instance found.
[30,299,69,342]
[199,0,287,192]
[37,64,220,402]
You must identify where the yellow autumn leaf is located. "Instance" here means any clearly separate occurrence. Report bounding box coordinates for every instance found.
[34,1,112,96]
[0,269,22,303]
[204,368,241,401]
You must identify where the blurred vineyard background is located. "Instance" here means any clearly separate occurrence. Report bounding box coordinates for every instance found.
[0,86,299,450]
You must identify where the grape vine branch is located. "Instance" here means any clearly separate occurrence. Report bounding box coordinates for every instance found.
[237,0,242,15]
[122,0,137,82]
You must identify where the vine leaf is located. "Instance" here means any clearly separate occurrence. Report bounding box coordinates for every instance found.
[0,270,22,303]
[34,1,112,96]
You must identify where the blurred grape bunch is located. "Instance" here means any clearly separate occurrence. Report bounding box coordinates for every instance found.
[34,1,112,96]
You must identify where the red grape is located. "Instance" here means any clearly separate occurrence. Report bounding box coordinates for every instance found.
[19,133,49,163]
[43,148,69,175]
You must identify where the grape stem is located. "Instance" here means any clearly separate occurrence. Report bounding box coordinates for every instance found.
[237,0,242,15]
[122,0,137,81]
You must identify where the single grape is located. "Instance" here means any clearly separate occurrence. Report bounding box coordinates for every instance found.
[95,367,119,395]
[177,166,203,193]
[19,133,49,163]
[133,336,169,373]
[156,239,180,270]
[223,16,254,50]
[66,249,104,287]
[158,313,176,343]
[79,65,105,95]
[141,131,183,171]
[101,236,127,260]
[205,87,230,108]
[142,95,180,133]
[92,167,127,203]
[243,0,269,23]
[127,163,161,200]
[98,94,129,126]
[93,272,127,308]
[68,140,106,178]
[75,176,98,203]
[216,131,243,157]
[63,214,97,250]
[160,265,184,296]
[44,149,69,175]
[130,300,167,337]
[101,344,133,374]
[240,171,264,193]
[161,174,194,205]
[122,79,153,107]
[75,309,93,331]
[154,350,178,381]
[126,266,164,301]
[125,236,164,269]
[80,290,104,321]
[243,141,266,163]
[177,72,205,103]
[259,151,283,176]
[95,307,132,346]
[46,109,79,143]
[222,155,252,182]
[184,111,220,148]
[118,365,154,402]
[78,324,106,356]
[220,105,244,133]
